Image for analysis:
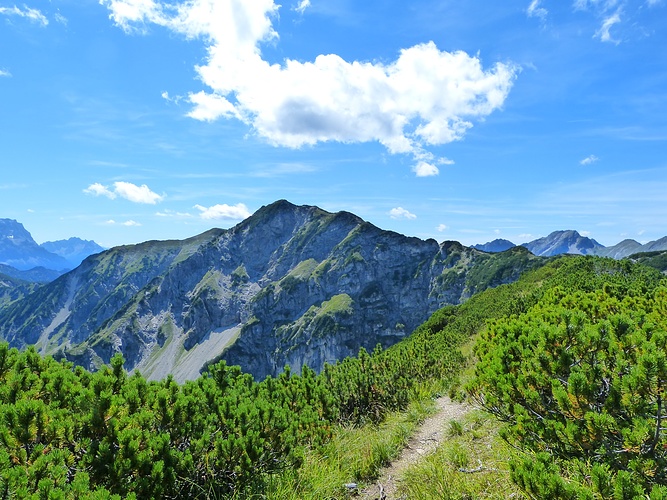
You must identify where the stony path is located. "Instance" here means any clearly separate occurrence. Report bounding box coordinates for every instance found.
[360,396,472,500]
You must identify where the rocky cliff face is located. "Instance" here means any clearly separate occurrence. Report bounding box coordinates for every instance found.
[0,201,543,381]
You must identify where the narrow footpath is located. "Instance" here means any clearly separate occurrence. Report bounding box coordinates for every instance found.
[360,396,472,500]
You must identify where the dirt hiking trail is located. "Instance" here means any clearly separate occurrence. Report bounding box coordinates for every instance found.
[360,396,473,500]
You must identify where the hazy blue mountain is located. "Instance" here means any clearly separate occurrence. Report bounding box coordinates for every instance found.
[0,264,64,283]
[472,239,516,253]
[41,237,105,268]
[521,230,604,257]
[0,200,543,382]
[643,236,667,253]
[0,219,70,271]
[596,239,644,259]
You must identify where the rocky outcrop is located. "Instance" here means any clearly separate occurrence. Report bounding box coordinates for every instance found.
[0,201,542,381]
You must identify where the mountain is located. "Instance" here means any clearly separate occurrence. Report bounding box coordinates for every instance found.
[521,230,604,257]
[0,263,63,283]
[472,239,516,253]
[0,219,70,271]
[596,239,644,259]
[0,272,40,310]
[40,237,105,268]
[0,200,543,382]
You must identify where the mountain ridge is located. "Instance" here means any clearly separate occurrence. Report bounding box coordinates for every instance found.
[0,200,543,382]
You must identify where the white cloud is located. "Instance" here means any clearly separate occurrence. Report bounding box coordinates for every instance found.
[437,224,448,232]
[155,209,192,217]
[84,183,117,199]
[389,207,417,220]
[0,5,48,26]
[412,161,440,177]
[100,0,518,176]
[580,154,599,165]
[595,11,621,43]
[84,181,164,204]
[294,0,310,14]
[106,219,142,226]
[194,203,251,220]
[113,181,164,204]
[527,0,548,20]
[0,69,11,77]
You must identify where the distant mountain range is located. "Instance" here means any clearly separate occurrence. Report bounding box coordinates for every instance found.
[0,219,104,277]
[474,230,667,259]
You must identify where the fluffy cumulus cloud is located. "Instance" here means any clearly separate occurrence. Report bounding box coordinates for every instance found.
[412,161,440,177]
[0,5,48,26]
[100,0,518,175]
[194,203,251,220]
[389,207,417,220]
[84,181,164,204]
[580,154,599,165]
[437,224,448,232]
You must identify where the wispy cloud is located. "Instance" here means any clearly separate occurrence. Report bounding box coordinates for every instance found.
[595,11,622,43]
[84,181,165,204]
[194,203,251,220]
[527,0,548,20]
[0,5,48,26]
[294,0,311,14]
[0,69,11,77]
[580,154,599,165]
[155,209,193,218]
[389,207,417,220]
[106,219,142,227]
[100,0,518,176]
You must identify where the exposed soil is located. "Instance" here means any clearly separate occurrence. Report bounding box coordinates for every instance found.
[360,396,472,500]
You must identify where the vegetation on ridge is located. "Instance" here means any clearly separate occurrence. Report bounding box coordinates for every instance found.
[0,255,665,498]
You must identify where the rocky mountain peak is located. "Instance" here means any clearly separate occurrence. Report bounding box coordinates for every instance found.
[0,201,542,382]
[521,230,603,257]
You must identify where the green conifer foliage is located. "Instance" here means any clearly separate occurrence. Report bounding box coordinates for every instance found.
[470,269,667,497]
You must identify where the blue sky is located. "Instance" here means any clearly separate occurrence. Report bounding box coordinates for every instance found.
[1,0,666,249]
